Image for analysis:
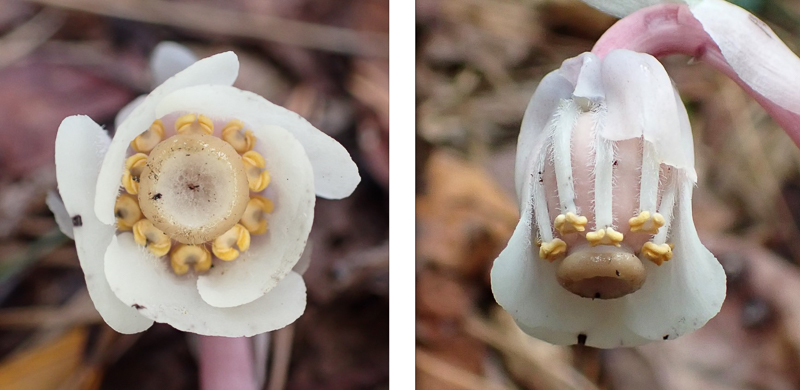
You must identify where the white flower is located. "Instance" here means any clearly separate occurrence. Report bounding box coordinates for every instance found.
[491,49,726,348]
[51,43,360,336]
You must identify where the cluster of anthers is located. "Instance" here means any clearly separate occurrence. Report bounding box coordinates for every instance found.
[531,102,682,300]
[115,113,274,275]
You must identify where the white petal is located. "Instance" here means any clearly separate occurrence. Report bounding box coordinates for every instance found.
[491,207,649,348]
[114,95,146,130]
[691,0,800,115]
[150,41,199,88]
[95,52,240,225]
[155,85,360,200]
[104,233,307,336]
[150,87,316,307]
[673,89,698,182]
[196,123,314,308]
[515,71,573,203]
[570,53,604,103]
[55,115,153,333]
[45,190,73,239]
[293,242,313,276]
[601,50,694,174]
[579,0,679,18]
[623,174,726,340]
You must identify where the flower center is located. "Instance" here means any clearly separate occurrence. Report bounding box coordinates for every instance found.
[138,133,249,244]
[114,114,274,275]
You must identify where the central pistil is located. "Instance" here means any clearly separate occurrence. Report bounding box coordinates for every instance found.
[115,114,274,275]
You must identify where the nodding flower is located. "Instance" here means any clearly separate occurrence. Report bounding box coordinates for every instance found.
[49,43,359,336]
[491,50,726,348]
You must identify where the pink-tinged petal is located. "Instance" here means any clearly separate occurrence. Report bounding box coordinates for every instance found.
[55,115,153,333]
[690,0,800,114]
[95,52,239,225]
[104,233,306,336]
[155,85,359,200]
[515,71,573,203]
[592,3,800,150]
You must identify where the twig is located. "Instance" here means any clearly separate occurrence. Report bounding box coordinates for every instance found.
[0,9,65,69]
[25,0,388,57]
[416,348,511,390]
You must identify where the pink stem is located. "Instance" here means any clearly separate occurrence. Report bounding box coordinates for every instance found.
[591,3,800,148]
[198,336,256,390]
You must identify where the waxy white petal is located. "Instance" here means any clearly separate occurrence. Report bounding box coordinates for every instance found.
[624,175,726,340]
[155,84,360,200]
[46,191,73,239]
[104,233,306,336]
[601,50,694,174]
[152,86,317,308]
[150,41,199,88]
[55,115,153,333]
[690,0,800,115]
[515,71,573,203]
[95,52,240,225]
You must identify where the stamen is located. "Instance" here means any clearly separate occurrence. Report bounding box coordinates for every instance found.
[641,242,674,265]
[122,153,148,194]
[175,113,214,135]
[593,135,615,229]
[552,100,580,213]
[554,212,588,235]
[586,227,624,247]
[653,169,678,245]
[533,145,554,243]
[132,219,172,257]
[628,211,665,234]
[131,119,165,153]
[240,196,274,234]
[242,151,271,192]
[539,238,567,262]
[222,119,256,153]
[212,224,251,261]
[115,193,142,230]
[170,244,212,275]
[638,141,660,212]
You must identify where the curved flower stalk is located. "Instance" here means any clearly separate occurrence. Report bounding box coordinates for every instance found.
[491,49,726,348]
[583,0,800,145]
[52,43,360,336]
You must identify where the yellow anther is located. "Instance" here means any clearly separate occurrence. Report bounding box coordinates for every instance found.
[240,196,274,235]
[586,227,624,247]
[538,238,567,262]
[170,244,212,275]
[212,224,251,261]
[121,153,148,194]
[242,151,271,192]
[132,219,172,257]
[221,119,256,153]
[175,113,214,135]
[641,242,674,266]
[115,194,142,230]
[130,119,165,153]
[554,212,588,235]
[629,211,665,234]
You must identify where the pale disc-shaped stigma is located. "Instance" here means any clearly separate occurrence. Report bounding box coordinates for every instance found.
[556,247,646,300]
[138,133,250,244]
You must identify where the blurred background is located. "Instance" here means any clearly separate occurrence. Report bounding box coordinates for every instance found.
[416,0,800,389]
[0,0,387,389]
